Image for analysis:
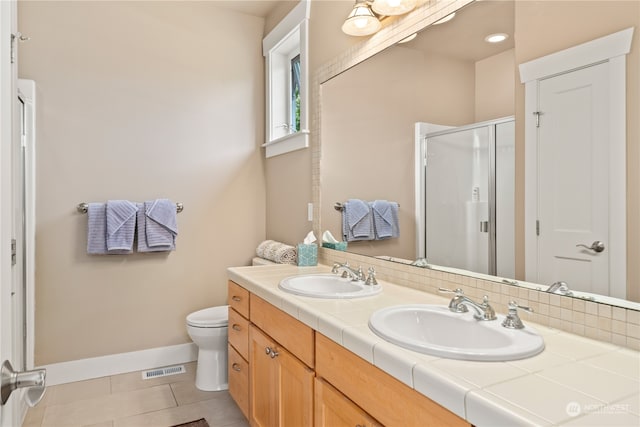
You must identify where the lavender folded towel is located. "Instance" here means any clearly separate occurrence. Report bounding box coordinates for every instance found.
[87,203,108,255]
[342,199,374,242]
[138,199,177,252]
[106,200,138,253]
[372,200,399,239]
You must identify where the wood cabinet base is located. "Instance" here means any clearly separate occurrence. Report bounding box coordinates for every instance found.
[316,333,470,427]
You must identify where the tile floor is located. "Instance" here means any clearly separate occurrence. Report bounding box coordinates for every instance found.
[22,362,249,427]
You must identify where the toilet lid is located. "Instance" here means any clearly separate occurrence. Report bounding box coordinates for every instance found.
[187,305,228,327]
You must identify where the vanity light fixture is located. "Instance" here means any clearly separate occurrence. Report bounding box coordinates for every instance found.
[342,0,381,36]
[398,32,417,43]
[484,33,509,43]
[342,0,417,37]
[433,12,456,25]
[371,0,416,16]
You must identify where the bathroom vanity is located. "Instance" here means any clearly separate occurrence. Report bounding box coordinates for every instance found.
[227,264,640,426]
[227,277,466,426]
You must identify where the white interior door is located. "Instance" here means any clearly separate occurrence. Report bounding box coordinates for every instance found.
[536,62,610,295]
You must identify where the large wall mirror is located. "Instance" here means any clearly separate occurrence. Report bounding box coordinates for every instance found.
[319,0,639,310]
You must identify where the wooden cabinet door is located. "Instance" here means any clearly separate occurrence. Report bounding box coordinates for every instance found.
[279,344,314,427]
[249,325,278,427]
[315,378,381,427]
[249,325,313,427]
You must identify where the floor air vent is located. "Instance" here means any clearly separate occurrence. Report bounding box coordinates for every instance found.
[141,364,186,380]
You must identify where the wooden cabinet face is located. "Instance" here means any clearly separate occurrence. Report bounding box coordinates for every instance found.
[315,378,381,427]
[228,280,250,318]
[228,307,250,359]
[249,325,313,427]
[228,344,249,420]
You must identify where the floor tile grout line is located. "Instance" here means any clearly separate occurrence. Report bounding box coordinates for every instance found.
[169,381,180,407]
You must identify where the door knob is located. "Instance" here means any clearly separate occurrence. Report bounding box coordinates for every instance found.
[576,241,605,253]
[1,360,46,406]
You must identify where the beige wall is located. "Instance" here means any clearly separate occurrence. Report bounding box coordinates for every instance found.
[265,0,358,247]
[19,1,267,365]
[475,48,515,122]
[513,1,640,301]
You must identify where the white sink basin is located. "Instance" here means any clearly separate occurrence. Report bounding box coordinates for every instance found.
[278,274,382,299]
[368,304,544,361]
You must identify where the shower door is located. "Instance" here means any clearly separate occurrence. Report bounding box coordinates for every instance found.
[421,118,514,276]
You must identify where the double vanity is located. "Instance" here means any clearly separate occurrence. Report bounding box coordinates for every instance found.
[226,263,640,426]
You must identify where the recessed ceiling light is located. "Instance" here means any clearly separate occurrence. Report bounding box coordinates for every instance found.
[398,33,418,44]
[433,12,455,25]
[485,33,509,43]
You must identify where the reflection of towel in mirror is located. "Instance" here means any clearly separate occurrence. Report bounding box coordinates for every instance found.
[372,200,399,239]
[106,200,138,253]
[140,199,178,252]
[342,199,374,242]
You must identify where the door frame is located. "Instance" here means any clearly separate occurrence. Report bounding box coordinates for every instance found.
[1,0,18,425]
[520,27,633,298]
[17,79,36,371]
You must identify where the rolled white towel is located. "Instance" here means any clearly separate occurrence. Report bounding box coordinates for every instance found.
[255,240,297,265]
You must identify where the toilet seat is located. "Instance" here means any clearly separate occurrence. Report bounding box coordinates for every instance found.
[187,305,228,328]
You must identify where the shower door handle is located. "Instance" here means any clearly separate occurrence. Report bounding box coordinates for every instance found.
[480,221,489,233]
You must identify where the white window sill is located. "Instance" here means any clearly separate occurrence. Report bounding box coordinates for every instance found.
[262,130,309,158]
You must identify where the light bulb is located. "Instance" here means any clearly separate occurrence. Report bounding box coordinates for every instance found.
[372,0,416,16]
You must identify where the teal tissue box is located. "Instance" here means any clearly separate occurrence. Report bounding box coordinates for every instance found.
[322,241,348,251]
[297,244,318,266]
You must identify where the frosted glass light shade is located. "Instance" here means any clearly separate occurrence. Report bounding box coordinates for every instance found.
[342,2,381,36]
[371,0,416,16]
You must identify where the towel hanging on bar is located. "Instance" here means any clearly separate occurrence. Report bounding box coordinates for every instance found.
[77,202,183,214]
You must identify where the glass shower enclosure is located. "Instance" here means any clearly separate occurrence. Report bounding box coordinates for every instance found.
[415,117,515,277]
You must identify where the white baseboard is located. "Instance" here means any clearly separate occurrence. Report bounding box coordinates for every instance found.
[39,343,198,386]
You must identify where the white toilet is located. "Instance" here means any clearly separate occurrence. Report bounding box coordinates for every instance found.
[186,305,229,391]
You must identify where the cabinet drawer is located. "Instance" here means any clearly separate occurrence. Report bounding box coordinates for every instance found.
[228,308,249,360]
[228,344,249,420]
[316,333,470,427]
[250,295,314,368]
[228,280,249,318]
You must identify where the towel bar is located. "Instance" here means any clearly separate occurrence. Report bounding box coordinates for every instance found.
[77,202,184,214]
[334,201,399,211]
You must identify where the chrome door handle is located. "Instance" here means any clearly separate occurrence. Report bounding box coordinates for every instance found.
[1,360,46,407]
[576,241,605,253]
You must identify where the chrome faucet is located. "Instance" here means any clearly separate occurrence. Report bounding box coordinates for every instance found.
[332,262,366,282]
[546,281,573,296]
[502,301,533,329]
[439,288,497,321]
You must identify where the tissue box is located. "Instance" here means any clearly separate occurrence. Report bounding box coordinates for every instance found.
[297,244,318,266]
[322,242,348,251]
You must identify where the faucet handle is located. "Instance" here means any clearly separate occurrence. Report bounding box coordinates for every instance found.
[365,267,378,286]
[356,265,366,281]
[502,301,533,329]
[438,288,468,313]
[476,295,497,320]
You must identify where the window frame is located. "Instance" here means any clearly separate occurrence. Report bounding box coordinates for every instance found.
[262,1,310,158]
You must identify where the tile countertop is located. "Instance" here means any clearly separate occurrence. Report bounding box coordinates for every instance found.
[227,264,640,427]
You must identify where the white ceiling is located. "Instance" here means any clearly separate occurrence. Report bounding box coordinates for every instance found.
[403,1,515,62]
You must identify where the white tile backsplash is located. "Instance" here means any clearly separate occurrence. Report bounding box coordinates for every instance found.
[320,244,640,352]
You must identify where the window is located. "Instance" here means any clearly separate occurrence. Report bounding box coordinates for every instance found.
[262,1,310,157]
[290,54,301,133]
